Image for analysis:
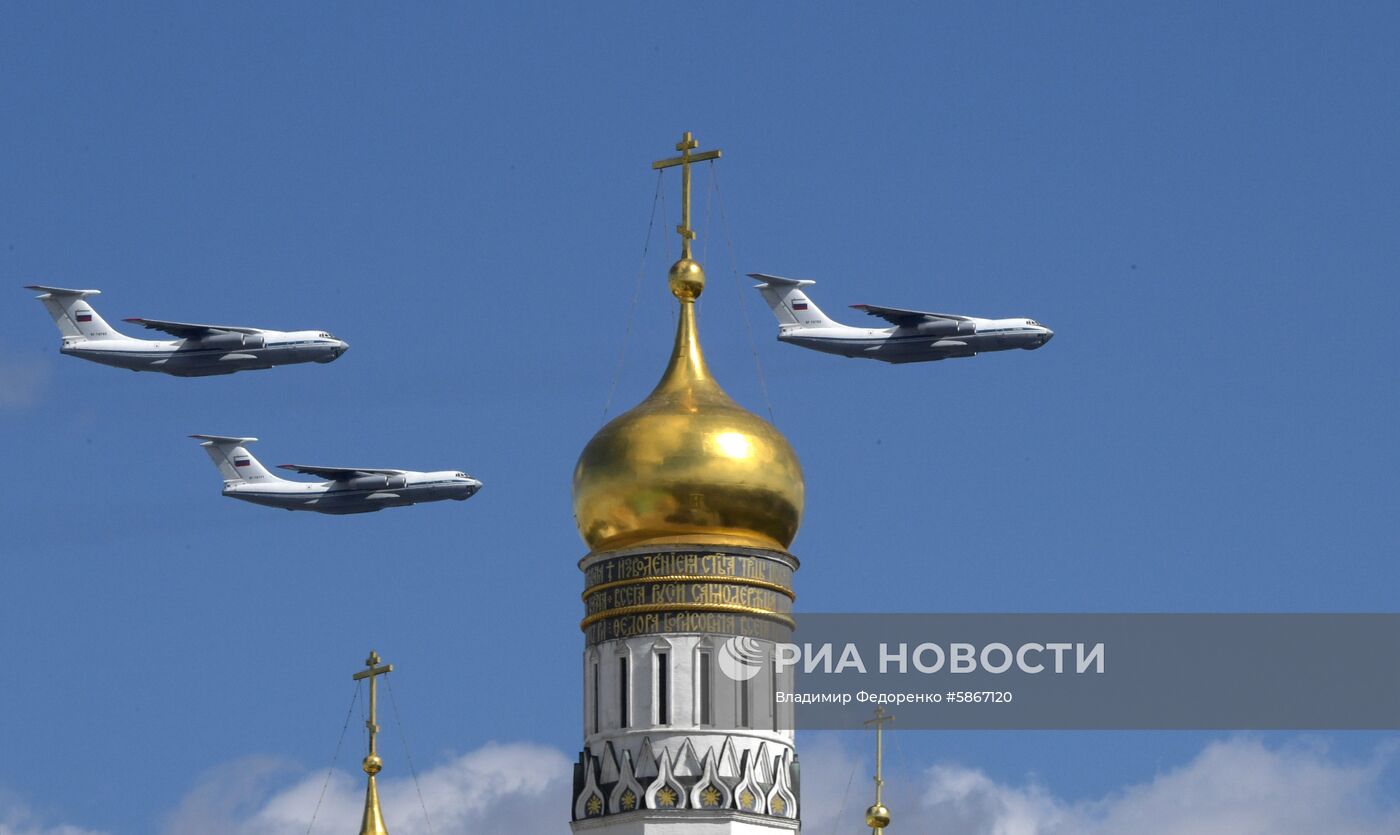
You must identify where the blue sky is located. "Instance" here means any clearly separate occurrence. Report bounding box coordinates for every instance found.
[2,3,1399,833]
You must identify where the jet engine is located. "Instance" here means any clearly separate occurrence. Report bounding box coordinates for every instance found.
[197,332,266,350]
[345,474,408,490]
[915,319,976,337]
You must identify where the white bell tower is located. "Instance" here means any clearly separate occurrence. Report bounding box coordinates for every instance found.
[569,132,805,833]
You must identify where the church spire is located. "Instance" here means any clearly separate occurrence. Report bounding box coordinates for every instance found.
[864,707,894,834]
[353,650,394,835]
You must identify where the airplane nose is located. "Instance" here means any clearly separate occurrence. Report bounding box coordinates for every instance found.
[336,340,350,356]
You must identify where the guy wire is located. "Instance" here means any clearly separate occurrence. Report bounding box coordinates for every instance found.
[710,160,777,424]
[601,170,664,421]
[305,682,360,835]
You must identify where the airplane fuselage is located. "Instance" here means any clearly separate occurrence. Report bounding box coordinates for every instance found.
[778,317,1053,363]
[224,471,481,514]
[61,330,348,377]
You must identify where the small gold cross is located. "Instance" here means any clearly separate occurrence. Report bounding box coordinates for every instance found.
[352,651,394,765]
[652,131,722,260]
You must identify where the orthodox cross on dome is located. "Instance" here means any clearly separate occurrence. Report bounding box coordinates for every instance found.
[353,650,394,835]
[864,706,895,833]
[652,131,722,260]
[354,650,394,766]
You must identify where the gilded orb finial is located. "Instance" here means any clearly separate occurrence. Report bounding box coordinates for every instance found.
[572,133,804,554]
[669,257,705,302]
[864,708,896,833]
[865,803,892,829]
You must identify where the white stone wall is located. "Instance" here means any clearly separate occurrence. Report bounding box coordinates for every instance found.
[584,634,794,761]
[574,633,801,831]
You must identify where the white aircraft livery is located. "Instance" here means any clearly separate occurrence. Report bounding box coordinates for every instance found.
[26,286,348,376]
[192,436,481,514]
[752,273,1053,364]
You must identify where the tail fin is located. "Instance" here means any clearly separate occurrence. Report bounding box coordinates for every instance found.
[191,435,280,484]
[749,274,840,327]
[25,285,129,342]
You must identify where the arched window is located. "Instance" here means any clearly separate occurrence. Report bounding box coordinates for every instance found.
[588,650,600,734]
[696,641,714,726]
[652,641,673,726]
[619,655,631,729]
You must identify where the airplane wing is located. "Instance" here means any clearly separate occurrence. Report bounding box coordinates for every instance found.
[278,464,408,480]
[849,304,974,327]
[122,318,265,339]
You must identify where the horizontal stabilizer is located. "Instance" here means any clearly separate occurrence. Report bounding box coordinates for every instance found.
[27,286,125,341]
[748,273,816,288]
[192,435,277,483]
[25,285,101,298]
[124,318,264,339]
[751,273,838,327]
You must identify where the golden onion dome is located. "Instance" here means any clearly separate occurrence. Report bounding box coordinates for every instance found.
[573,256,804,553]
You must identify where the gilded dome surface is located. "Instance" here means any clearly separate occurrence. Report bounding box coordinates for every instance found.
[573,259,804,553]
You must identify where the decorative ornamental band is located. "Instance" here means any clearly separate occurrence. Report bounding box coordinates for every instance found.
[583,608,796,645]
[582,573,796,602]
[585,580,794,620]
[580,602,796,631]
[582,550,795,591]
[580,546,799,645]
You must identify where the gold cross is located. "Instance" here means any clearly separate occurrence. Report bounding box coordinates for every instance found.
[652,131,722,260]
[353,650,394,765]
[864,707,895,804]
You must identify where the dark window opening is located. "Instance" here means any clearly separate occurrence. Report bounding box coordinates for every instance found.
[739,677,750,728]
[699,651,712,725]
[771,657,779,731]
[657,652,670,725]
[619,657,630,729]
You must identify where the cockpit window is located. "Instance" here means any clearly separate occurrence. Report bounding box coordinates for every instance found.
[318,332,336,339]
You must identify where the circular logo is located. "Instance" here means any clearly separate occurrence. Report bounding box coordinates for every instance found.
[717,636,766,682]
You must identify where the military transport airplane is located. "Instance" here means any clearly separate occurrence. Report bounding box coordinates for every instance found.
[192,436,481,514]
[25,286,348,376]
[752,274,1053,364]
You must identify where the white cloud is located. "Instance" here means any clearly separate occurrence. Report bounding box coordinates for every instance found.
[0,789,108,835]
[161,742,572,835]
[157,737,1400,835]
[794,734,872,830]
[916,738,1400,835]
[0,353,49,412]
